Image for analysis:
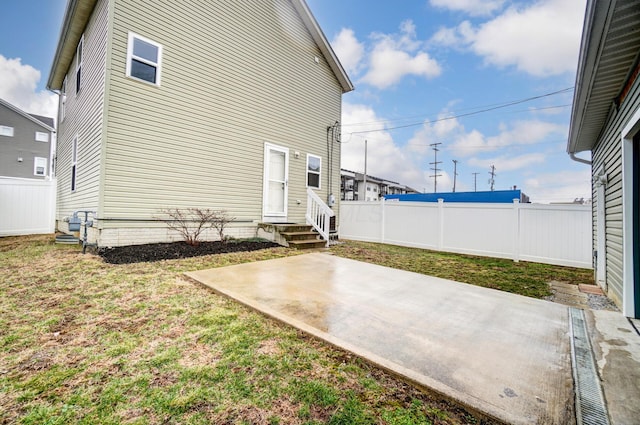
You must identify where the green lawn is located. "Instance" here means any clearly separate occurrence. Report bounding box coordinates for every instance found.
[1,235,492,425]
[330,241,594,299]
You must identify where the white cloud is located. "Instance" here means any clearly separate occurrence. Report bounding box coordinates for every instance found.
[341,102,429,191]
[407,113,464,155]
[430,0,585,77]
[0,55,57,121]
[430,21,475,48]
[361,20,441,89]
[407,111,565,158]
[524,169,591,203]
[332,28,365,76]
[450,119,566,156]
[468,152,546,172]
[429,0,506,16]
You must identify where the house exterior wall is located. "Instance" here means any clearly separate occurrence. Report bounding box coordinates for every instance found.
[591,72,640,307]
[55,0,109,230]
[0,105,53,179]
[92,0,342,244]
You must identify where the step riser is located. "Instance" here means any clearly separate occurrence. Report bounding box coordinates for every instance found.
[276,225,313,233]
[288,241,327,250]
[286,235,319,241]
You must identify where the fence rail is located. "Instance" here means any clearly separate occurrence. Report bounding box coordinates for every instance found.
[340,200,592,269]
[0,177,56,236]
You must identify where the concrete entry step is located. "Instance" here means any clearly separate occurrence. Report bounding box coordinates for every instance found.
[260,223,328,249]
[280,231,319,241]
[55,234,79,244]
[287,239,327,250]
[272,224,315,233]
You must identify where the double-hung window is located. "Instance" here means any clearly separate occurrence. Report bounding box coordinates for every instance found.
[71,136,78,191]
[34,157,47,177]
[76,35,83,94]
[126,32,162,85]
[0,125,14,137]
[306,154,321,189]
[36,132,49,142]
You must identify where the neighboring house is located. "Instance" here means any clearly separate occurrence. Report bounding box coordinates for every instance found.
[567,0,640,318]
[0,98,55,180]
[46,0,353,247]
[385,190,530,204]
[340,168,417,201]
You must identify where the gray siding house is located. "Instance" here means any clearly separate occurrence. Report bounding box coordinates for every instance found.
[568,0,640,318]
[0,98,55,180]
[47,0,353,247]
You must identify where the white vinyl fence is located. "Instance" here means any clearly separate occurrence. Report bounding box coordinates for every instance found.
[0,177,56,236]
[340,200,592,269]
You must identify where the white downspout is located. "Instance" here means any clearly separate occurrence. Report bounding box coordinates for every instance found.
[570,152,592,165]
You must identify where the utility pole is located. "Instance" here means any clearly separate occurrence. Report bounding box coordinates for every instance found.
[429,143,442,193]
[472,172,480,192]
[488,165,496,191]
[363,140,368,201]
[452,160,459,192]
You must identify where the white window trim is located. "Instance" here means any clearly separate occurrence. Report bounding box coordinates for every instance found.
[621,108,640,318]
[126,32,163,86]
[306,154,321,189]
[34,157,47,176]
[61,76,67,122]
[76,35,84,95]
[35,132,49,142]
[71,136,78,192]
[262,142,289,219]
[0,125,14,137]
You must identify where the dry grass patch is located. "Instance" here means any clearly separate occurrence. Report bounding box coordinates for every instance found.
[0,235,493,425]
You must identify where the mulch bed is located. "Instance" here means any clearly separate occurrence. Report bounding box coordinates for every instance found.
[98,240,281,264]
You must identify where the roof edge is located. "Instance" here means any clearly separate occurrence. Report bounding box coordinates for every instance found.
[47,0,353,93]
[0,97,56,132]
[47,0,98,90]
[291,0,354,93]
[567,0,615,154]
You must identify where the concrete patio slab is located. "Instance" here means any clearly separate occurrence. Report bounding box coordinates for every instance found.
[186,252,575,424]
[586,310,640,424]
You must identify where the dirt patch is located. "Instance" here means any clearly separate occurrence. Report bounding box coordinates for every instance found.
[98,240,281,264]
[256,339,281,356]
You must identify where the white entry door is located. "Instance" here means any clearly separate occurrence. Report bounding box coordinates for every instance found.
[263,143,289,221]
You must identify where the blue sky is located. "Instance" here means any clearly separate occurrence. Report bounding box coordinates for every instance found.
[0,0,590,202]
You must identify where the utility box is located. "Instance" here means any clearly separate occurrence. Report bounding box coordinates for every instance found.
[68,216,81,231]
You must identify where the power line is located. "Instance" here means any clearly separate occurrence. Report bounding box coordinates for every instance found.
[406,139,566,148]
[345,88,575,134]
[342,89,573,128]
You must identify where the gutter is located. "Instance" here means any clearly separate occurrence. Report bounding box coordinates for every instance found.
[570,152,592,166]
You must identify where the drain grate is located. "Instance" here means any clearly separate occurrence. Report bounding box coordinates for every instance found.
[569,307,610,425]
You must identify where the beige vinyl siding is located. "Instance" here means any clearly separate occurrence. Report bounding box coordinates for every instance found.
[102,0,342,227]
[55,0,108,222]
[590,73,640,307]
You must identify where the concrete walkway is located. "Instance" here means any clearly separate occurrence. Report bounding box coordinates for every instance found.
[186,253,640,424]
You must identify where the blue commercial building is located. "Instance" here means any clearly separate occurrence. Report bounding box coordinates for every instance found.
[384,190,530,203]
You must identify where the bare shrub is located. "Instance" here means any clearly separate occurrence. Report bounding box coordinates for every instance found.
[210,210,235,243]
[158,208,235,246]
